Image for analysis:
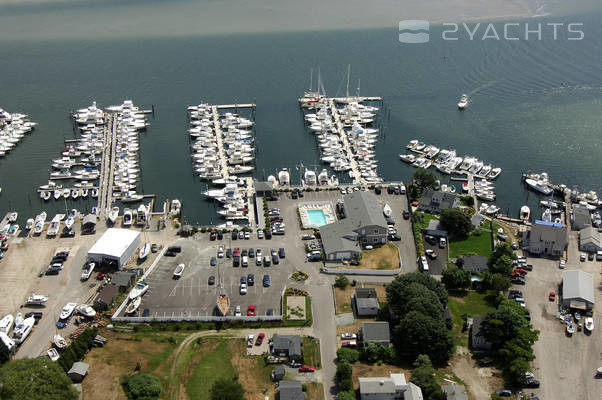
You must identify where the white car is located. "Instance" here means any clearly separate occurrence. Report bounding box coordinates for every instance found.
[256,249,262,259]
[244,231,250,240]
[257,230,264,239]
[341,333,357,340]
[340,187,346,194]
[559,260,566,269]
[439,237,447,248]
[247,334,254,347]
[580,253,586,262]
[399,184,406,194]
[525,371,535,379]
[235,306,241,317]
[240,283,247,295]
[217,246,224,258]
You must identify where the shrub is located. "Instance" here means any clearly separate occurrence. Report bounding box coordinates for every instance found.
[334,274,349,289]
[337,348,360,363]
[121,373,161,400]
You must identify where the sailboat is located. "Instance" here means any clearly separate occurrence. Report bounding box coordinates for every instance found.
[138,242,150,261]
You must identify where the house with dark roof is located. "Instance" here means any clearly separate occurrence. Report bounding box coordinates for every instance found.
[460,255,488,274]
[272,335,302,362]
[255,180,274,197]
[418,189,459,215]
[571,206,591,231]
[271,365,286,382]
[579,227,601,253]
[359,373,423,400]
[361,322,390,347]
[278,380,304,400]
[469,315,492,351]
[527,220,567,257]
[112,270,137,292]
[320,192,387,262]
[94,284,119,311]
[442,384,468,400]
[355,288,379,317]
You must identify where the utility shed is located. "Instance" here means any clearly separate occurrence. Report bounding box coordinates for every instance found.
[562,270,595,310]
[67,362,89,382]
[278,380,304,400]
[88,228,140,268]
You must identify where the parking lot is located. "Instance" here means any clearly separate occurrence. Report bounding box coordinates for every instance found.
[422,234,447,275]
[129,236,299,318]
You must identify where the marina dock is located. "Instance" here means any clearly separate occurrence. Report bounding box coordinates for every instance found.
[97,114,115,213]
[211,105,230,180]
[328,99,365,184]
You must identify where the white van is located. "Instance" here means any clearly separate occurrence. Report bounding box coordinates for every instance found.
[242,256,248,267]
[419,256,429,272]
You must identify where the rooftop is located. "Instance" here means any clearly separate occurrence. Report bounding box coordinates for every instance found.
[88,228,140,258]
[563,270,595,304]
[362,321,390,343]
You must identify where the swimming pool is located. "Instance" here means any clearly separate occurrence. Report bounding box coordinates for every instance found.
[307,209,327,226]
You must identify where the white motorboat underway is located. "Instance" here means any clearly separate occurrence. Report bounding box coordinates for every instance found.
[12,316,35,344]
[26,294,48,305]
[59,302,77,320]
[0,314,14,334]
[458,94,468,109]
[77,304,96,318]
[129,280,149,300]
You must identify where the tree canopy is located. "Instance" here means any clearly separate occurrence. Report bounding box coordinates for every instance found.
[209,378,245,400]
[386,272,448,313]
[393,311,453,365]
[413,168,437,189]
[0,342,9,365]
[122,373,161,400]
[0,358,77,400]
[410,354,443,400]
[441,265,471,290]
[489,243,516,276]
[440,208,473,238]
[480,300,530,347]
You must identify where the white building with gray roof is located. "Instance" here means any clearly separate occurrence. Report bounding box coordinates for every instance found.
[562,270,595,311]
[359,373,423,400]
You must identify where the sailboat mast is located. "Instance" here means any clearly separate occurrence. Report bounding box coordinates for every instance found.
[309,68,313,92]
[346,64,351,99]
[356,79,361,98]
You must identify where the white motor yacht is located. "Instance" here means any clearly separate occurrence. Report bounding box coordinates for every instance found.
[458,94,469,109]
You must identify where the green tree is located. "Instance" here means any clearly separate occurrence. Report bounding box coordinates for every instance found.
[414,168,437,189]
[336,362,353,392]
[410,354,443,400]
[480,301,530,347]
[209,378,245,400]
[361,342,395,364]
[440,208,473,238]
[334,274,349,289]
[441,266,471,290]
[386,272,448,313]
[393,311,453,365]
[337,391,356,400]
[0,358,77,400]
[0,342,9,365]
[336,348,360,363]
[122,373,161,400]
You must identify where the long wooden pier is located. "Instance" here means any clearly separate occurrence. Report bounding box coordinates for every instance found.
[327,99,365,185]
[211,106,229,180]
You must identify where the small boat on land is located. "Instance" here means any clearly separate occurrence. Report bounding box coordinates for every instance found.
[53,334,67,349]
[138,243,150,261]
[47,348,60,361]
[173,263,185,279]
[123,208,133,226]
[217,293,230,316]
[77,304,96,318]
[59,302,77,320]
[12,316,35,344]
[566,323,575,335]
[584,317,594,332]
[126,296,142,314]
[26,294,48,305]
[0,332,15,353]
[0,314,14,334]
[129,280,149,300]
[383,204,392,217]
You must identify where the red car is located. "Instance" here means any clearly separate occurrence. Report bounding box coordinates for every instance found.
[299,365,315,373]
[549,291,556,301]
[96,271,108,280]
[516,268,528,275]
[233,248,240,256]
[247,304,257,316]
[255,333,265,346]
[513,269,527,277]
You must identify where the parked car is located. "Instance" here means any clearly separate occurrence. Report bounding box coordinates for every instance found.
[425,249,437,259]
[508,290,523,299]
[218,246,224,258]
[374,186,381,195]
[257,230,264,239]
[291,190,298,199]
[402,210,410,220]
[265,230,272,239]
[238,231,244,239]
[256,333,265,346]
[240,283,247,294]
[525,380,540,388]
[511,276,526,285]
[242,256,249,267]
[549,291,556,301]
[341,333,357,340]
[272,254,279,264]
[233,255,240,267]
[494,389,512,397]
[588,252,595,261]
[439,237,447,248]
[249,248,255,257]
[424,235,437,245]
[263,256,271,266]
[247,304,256,316]
[299,365,315,373]
[232,231,238,240]
[247,273,255,286]
[235,306,242,317]
[168,246,182,253]
[279,248,286,258]
[226,248,232,258]
[523,264,533,271]
[559,260,566,269]
[209,231,216,240]
[388,234,401,241]
[580,253,586,262]
[208,275,215,285]
[210,257,217,266]
[263,274,270,287]
[217,231,223,240]
[240,276,247,284]
[341,340,357,347]
[302,233,315,240]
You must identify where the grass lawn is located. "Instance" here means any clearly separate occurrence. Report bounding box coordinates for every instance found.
[448,230,493,259]
[358,243,400,270]
[447,291,495,348]
[302,336,322,369]
[414,212,439,231]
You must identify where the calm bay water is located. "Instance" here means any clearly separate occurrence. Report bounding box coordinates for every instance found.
[0,6,601,225]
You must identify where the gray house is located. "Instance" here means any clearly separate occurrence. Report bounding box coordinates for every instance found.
[361,322,390,347]
[469,315,492,351]
[255,180,274,197]
[272,365,286,382]
[442,384,468,400]
[278,380,304,400]
[355,288,380,317]
[418,189,459,214]
[272,335,302,362]
[562,270,595,311]
[359,373,423,400]
[460,255,488,274]
[67,362,89,383]
[579,227,601,253]
[571,206,591,231]
[527,221,567,257]
[320,191,388,261]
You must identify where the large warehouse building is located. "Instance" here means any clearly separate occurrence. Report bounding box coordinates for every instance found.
[562,270,595,311]
[87,228,141,269]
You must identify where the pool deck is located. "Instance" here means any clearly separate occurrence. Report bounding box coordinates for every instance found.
[298,201,336,229]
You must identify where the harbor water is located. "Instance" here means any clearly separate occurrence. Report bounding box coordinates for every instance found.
[0,4,601,225]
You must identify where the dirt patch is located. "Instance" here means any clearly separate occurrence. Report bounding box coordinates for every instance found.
[449,347,503,400]
[286,296,306,320]
[336,319,365,337]
[305,382,325,400]
[352,362,412,391]
[358,243,401,270]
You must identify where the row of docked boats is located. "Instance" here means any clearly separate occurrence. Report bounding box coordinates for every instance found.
[402,140,502,180]
[106,203,150,227]
[0,107,37,159]
[300,95,383,184]
[188,103,255,221]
